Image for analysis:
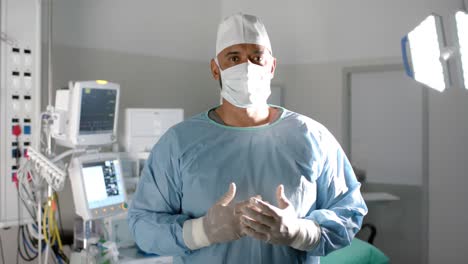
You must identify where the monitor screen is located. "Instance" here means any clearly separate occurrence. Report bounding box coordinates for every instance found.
[79,88,117,135]
[82,159,125,209]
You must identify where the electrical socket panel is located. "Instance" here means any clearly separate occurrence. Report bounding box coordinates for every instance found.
[0,0,41,227]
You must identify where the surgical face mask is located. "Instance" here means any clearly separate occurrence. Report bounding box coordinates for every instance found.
[219,61,273,108]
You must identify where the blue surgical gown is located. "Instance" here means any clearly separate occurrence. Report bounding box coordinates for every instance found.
[128,107,368,264]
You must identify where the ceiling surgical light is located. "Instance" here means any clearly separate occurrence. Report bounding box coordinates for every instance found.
[402,14,449,92]
[456,11,468,90]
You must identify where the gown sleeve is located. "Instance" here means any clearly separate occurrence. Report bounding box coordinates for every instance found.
[127,130,192,256]
[305,128,368,256]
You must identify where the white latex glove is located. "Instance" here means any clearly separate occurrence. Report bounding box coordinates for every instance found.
[240,184,321,251]
[203,182,245,243]
[183,183,255,250]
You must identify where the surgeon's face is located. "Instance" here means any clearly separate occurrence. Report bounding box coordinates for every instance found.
[211,43,276,81]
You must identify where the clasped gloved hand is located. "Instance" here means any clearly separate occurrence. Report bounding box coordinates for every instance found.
[202,182,248,244]
[240,184,322,251]
[183,183,256,250]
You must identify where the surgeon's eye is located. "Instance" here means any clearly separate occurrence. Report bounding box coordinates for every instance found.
[251,55,266,65]
[253,56,264,62]
[229,56,240,63]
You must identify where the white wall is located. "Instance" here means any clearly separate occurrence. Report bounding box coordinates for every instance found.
[52,0,452,64]
[426,2,468,263]
[428,84,468,264]
[53,0,221,61]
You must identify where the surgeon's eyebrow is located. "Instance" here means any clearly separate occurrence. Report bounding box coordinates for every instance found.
[225,51,241,57]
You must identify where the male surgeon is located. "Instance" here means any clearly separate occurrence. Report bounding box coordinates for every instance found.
[128,13,368,264]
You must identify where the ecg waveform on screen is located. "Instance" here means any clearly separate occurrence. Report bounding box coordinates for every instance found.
[79,89,117,134]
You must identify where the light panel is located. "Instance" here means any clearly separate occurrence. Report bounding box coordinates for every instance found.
[456,11,468,90]
[406,15,448,92]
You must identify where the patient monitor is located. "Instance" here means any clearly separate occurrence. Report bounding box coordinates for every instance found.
[52,81,120,147]
[69,152,128,221]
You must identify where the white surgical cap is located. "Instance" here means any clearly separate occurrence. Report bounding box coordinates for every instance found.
[215,13,272,56]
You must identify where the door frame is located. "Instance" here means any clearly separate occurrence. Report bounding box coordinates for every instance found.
[342,64,429,264]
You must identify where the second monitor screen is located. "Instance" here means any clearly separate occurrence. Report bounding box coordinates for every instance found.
[82,160,124,209]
